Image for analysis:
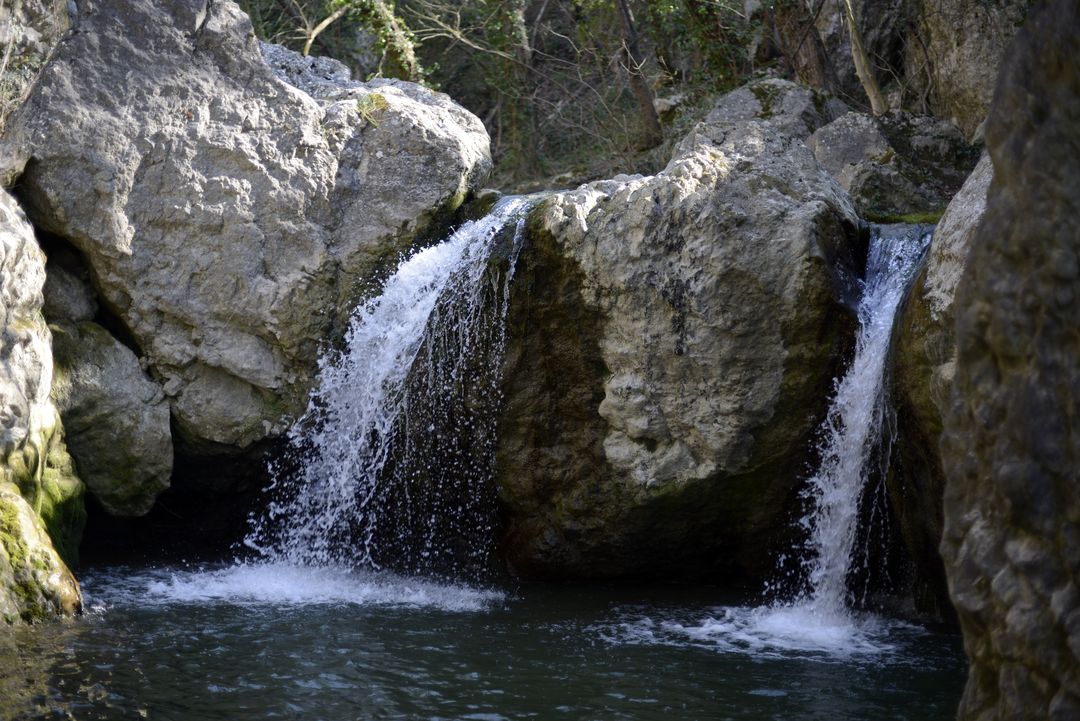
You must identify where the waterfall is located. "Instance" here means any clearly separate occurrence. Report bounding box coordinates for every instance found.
[795,223,930,617]
[244,196,531,579]
[658,224,932,657]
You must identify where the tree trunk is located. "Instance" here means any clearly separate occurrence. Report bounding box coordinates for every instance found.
[614,0,662,149]
[841,0,888,115]
[500,0,540,177]
[769,0,840,94]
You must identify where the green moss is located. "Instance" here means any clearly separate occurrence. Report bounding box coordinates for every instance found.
[356,92,390,126]
[750,82,783,120]
[864,210,945,224]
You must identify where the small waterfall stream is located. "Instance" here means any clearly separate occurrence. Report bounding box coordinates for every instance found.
[244,196,531,578]
[650,223,932,656]
[797,223,931,617]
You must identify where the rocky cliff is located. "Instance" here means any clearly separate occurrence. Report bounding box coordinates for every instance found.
[941,1,1080,716]
[890,152,991,615]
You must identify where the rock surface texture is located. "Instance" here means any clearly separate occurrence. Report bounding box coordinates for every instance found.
[890,152,992,614]
[941,2,1080,718]
[904,0,1031,139]
[0,189,82,621]
[809,111,978,221]
[51,322,173,517]
[0,0,69,129]
[2,0,490,456]
[498,79,862,579]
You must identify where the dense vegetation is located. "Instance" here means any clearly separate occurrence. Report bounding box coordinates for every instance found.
[236,0,773,186]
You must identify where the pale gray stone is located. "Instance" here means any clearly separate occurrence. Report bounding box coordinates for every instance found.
[2,0,491,452]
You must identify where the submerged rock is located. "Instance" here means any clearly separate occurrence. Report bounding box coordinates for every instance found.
[0,189,82,620]
[497,80,862,579]
[941,2,1080,717]
[890,152,992,615]
[809,111,978,221]
[2,0,490,456]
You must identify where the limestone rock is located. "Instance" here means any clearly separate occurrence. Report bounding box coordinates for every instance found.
[941,2,1080,717]
[0,0,70,131]
[497,80,861,579]
[0,188,82,620]
[809,111,979,220]
[890,152,992,615]
[3,0,490,453]
[904,0,1031,139]
[51,321,172,517]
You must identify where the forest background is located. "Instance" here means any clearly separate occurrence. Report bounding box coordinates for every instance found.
[239,0,940,189]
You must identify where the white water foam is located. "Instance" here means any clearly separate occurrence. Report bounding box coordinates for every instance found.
[594,604,928,662]
[796,224,931,616]
[83,564,504,613]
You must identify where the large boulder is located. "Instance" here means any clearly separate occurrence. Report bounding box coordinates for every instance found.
[2,0,490,457]
[497,79,862,579]
[40,243,173,518]
[903,0,1031,139]
[0,189,82,621]
[890,152,992,615]
[808,111,979,221]
[941,2,1080,718]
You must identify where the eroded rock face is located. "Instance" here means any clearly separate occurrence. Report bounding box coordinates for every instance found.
[890,152,992,615]
[3,0,490,454]
[497,80,861,579]
[809,111,978,221]
[51,322,172,517]
[941,2,1080,717]
[904,0,1031,139]
[0,189,82,620]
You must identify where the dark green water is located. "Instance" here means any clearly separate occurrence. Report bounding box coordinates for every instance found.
[1,564,965,721]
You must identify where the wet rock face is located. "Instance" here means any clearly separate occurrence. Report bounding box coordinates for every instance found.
[0,189,82,621]
[0,482,81,623]
[2,0,490,455]
[497,80,862,579]
[941,2,1080,717]
[890,152,992,615]
[809,111,979,221]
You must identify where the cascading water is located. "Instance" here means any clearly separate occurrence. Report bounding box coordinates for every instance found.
[642,224,932,656]
[795,223,931,618]
[93,199,530,611]
[244,196,531,579]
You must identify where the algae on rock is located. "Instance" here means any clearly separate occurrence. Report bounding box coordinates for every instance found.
[0,189,83,620]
